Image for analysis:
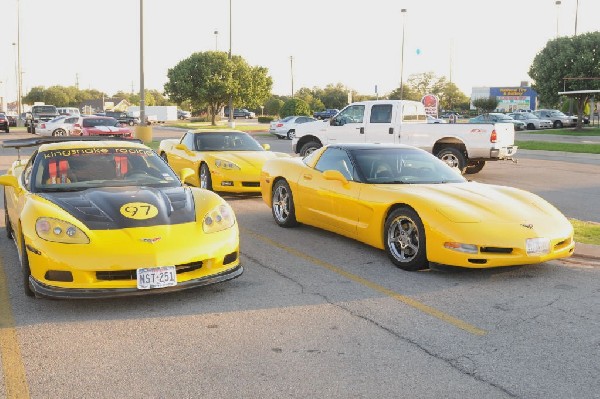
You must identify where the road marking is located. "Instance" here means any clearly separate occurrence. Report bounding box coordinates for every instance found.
[0,257,30,399]
[243,227,487,336]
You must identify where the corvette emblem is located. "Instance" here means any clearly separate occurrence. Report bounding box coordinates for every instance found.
[140,237,162,244]
[521,223,534,229]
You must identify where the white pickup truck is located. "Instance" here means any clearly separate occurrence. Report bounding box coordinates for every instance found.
[292,100,517,174]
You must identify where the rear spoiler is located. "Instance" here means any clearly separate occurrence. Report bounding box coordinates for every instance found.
[2,136,143,149]
[2,136,143,162]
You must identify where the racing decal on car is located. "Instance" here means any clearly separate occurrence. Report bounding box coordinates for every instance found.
[120,202,159,220]
[42,147,154,158]
[39,187,196,230]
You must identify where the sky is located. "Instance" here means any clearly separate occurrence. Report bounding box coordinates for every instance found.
[1,0,599,108]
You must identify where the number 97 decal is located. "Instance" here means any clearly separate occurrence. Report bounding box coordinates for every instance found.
[119,202,159,220]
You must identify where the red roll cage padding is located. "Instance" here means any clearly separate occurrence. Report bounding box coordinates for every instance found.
[115,155,128,177]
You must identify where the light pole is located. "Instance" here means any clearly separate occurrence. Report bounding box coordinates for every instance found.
[400,8,407,100]
[228,0,234,127]
[214,29,219,51]
[139,0,145,127]
[555,0,561,38]
[574,0,579,35]
[290,56,294,98]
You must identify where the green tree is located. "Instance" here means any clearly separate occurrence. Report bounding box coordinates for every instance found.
[280,98,311,118]
[164,51,272,125]
[387,84,421,101]
[319,83,352,109]
[472,97,499,114]
[264,97,285,116]
[529,31,600,129]
[294,87,324,113]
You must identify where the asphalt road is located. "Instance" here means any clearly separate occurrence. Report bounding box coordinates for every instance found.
[0,128,599,399]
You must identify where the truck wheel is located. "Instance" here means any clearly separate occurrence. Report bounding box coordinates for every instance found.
[299,141,321,157]
[465,160,485,174]
[527,123,535,130]
[437,147,466,174]
[31,126,36,134]
[128,121,134,126]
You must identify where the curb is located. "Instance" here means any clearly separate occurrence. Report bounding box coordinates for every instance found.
[573,242,600,260]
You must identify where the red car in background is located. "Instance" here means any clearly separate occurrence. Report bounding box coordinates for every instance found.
[71,116,133,138]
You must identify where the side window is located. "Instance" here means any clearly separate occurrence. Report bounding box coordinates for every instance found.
[314,148,354,181]
[333,105,365,126]
[370,104,393,123]
[21,151,38,190]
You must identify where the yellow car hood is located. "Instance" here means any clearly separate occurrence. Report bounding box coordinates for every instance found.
[208,151,287,170]
[373,182,565,224]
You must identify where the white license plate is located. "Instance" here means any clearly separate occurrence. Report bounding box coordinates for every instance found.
[526,238,550,255]
[136,266,177,289]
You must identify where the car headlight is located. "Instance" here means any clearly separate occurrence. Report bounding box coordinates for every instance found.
[35,217,90,244]
[203,203,236,233]
[214,159,240,170]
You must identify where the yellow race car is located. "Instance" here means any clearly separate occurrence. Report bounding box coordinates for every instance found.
[1,137,242,298]
[261,144,575,271]
[158,130,290,193]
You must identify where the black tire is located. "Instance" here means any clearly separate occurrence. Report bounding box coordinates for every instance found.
[287,130,295,140]
[553,120,563,129]
[4,192,13,239]
[465,160,486,175]
[384,207,428,271]
[200,163,213,191]
[52,128,66,136]
[299,141,321,157]
[437,147,466,174]
[271,180,298,227]
[31,126,36,134]
[527,123,535,130]
[20,233,36,297]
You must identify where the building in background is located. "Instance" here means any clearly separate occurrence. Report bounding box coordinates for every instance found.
[471,85,538,112]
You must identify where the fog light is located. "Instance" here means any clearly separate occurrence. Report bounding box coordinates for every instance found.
[221,181,233,186]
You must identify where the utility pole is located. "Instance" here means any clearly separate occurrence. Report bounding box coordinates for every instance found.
[290,56,294,98]
[228,0,234,126]
[139,0,145,126]
[400,8,407,100]
[16,0,23,121]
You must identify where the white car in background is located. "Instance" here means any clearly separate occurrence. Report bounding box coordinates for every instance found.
[508,112,552,130]
[35,115,79,136]
[426,115,447,124]
[269,115,319,140]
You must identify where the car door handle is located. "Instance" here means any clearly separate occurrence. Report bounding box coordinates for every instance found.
[357,127,364,134]
[302,174,312,180]
[389,127,394,134]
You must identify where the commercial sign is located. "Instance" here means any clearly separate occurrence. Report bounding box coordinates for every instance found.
[421,94,439,117]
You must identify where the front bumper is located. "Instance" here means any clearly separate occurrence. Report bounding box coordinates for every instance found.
[30,264,243,299]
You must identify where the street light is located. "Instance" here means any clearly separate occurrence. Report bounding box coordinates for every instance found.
[228,0,234,126]
[574,0,579,35]
[290,56,294,98]
[555,0,561,38]
[400,8,407,100]
[214,29,219,51]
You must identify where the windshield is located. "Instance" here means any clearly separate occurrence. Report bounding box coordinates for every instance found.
[194,132,264,151]
[32,147,181,192]
[33,106,58,114]
[83,118,119,127]
[350,148,466,184]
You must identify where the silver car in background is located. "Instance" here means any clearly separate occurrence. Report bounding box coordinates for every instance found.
[34,115,79,136]
[533,109,577,128]
[269,115,319,140]
[508,112,552,130]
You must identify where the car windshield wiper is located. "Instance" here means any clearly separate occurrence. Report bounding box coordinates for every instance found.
[39,186,87,193]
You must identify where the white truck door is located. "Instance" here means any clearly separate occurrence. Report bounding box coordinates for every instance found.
[397,102,430,147]
[327,104,367,144]
[364,103,397,144]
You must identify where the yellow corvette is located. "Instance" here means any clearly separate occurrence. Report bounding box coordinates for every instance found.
[1,137,242,298]
[261,144,574,271]
[158,129,290,193]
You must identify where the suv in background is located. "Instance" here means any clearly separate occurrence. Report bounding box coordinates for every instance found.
[26,104,60,134]
[177,109,191,120]
[224,108,256,119]
[104,111,140,126]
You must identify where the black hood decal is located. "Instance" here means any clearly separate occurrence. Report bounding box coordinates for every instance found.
[40,186,196,230]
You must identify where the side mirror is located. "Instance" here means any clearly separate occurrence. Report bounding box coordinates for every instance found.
[179,168,194,184]
[322,170,348,185]
[0,175,21,192]
[262,143,271,151]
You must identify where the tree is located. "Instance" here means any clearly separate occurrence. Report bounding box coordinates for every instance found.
[387,84,421,101]
[280,98,311,118]
[529,31,600,129]
[264,97,285,116]
[294,87,324,113]
[164,51,272,125]
[472,97,499,114]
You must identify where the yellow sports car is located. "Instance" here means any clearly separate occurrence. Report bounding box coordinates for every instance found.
[1,137,242,298]
[260,144,574,271]
[158,129,290,193]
